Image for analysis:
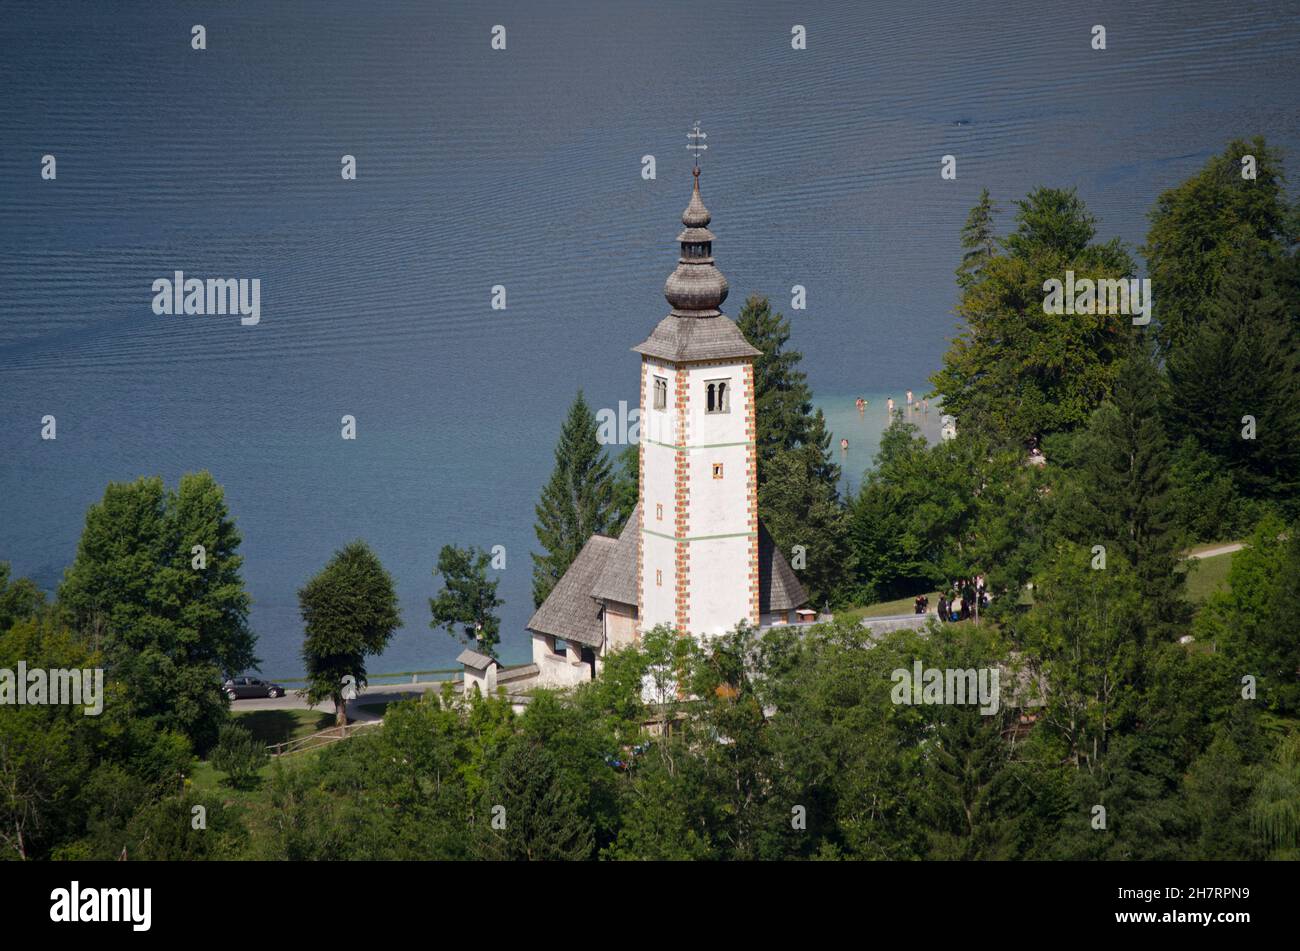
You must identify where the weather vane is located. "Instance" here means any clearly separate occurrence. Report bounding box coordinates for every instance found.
[686,120,708,170]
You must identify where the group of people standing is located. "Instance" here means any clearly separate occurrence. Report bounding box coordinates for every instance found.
[936,576,987,623]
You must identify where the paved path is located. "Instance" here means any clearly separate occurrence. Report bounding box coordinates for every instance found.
[230,681,447,720]
[1186,542,1245,560]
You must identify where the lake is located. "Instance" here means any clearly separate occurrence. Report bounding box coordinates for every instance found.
[1,0,1296,674]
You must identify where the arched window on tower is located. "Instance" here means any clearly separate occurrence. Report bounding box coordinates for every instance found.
[706,379,730,414]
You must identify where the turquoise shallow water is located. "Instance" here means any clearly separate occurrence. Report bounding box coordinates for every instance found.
[1,1,1296,675]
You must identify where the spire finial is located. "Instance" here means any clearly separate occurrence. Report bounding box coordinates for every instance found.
[687,120,707,172]
[664,123,727,317]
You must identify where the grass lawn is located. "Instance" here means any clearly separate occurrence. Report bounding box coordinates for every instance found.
[232,708,335,747]
[840,592,941,621]
[1186,549,1235,603]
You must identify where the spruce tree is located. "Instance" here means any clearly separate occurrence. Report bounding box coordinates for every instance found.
[1166,247,1300,508]
[1056,343,1186,634]
[473,738,595,860]
[737,294,814,479]
[956,188,999,289]
[1144,137,1293,354]
[531,391,615,607]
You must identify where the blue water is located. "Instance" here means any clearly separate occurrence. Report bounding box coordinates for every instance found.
[2,0,1297,675]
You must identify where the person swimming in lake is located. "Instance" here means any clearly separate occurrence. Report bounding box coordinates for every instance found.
[855,397,865,415]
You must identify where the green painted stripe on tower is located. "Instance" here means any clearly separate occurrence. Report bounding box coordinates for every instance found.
[641,439,755,450]
[641,528,758,543]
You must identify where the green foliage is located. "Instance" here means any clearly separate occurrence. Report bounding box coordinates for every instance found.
[1053,345,1187,634]
[932,187,1136,445]
[58,472,256,753]
[1144,137,1294,354]
[956,187,999,290]
[473,736,595,860]
[1194,514,1300,714]
[1165,248,1300,510]
[759,445,854,608]
[298,540,402,726]
[610,444,639,529]
[532,390,616,607]
[0,613,191,860]
[0,562,44,634]
[429,544,504,656]
[211,723,269,790]
[737,294,815,477]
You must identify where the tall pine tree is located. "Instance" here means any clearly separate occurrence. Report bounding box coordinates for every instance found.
[1165,246,1300,509]
[737,294,814,479]
[531,391,615,607]
[1055,343,1186,634]
[956,187,999,289]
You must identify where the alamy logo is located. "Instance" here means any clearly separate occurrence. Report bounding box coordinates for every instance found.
[890,661,1000,714]
[1042,270,1151,325]
[151,271,260,325]
[50,881,151,931]
[0,663,103,715]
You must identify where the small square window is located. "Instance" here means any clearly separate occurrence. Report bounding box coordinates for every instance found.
[712,463,724,479]
[653,377,667,410]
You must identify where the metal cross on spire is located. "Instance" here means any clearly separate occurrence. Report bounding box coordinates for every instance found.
[686,120,708,170]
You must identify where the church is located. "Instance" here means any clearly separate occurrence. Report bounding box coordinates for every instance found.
[514,164,813,690]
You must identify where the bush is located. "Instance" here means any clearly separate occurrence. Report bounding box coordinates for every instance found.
[211,723,268,789]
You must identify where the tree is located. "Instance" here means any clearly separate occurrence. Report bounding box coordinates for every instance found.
[609,444,639,529]
[956,188,999,289]
[1054,344,1186,634]
[1165,247,1300,509]
[931,187,1136,446]
[759,449,853,608]
[299,541,402,727]
[58,472,256,753]
[473,737,595,860]
[737,294,814,478]
[0,563,43,638]
[1144,137,1294,354]
[532,391,615,607]
[429,544,504,657]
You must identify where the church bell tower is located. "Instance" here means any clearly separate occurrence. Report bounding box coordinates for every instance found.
[633,136,761,639]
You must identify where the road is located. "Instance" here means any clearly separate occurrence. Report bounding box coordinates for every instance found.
[230,681,449,721]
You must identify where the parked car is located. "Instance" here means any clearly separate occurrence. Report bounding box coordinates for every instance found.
[222,676,285,701]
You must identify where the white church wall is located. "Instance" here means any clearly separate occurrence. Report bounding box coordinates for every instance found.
[640,530,678,630]
[689,534,754,636]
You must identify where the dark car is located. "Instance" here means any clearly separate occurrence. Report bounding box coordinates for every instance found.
[222,676,285,701]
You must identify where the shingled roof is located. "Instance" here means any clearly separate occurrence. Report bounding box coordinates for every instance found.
[525,534,617,648]
[633,314,761,363]
[758,522,808,613]
[591,502,639,606]
[457,648,498,670]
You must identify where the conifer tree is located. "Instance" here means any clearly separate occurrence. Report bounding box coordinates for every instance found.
[531,391,615,607]
[956,188,999,289]
[1165,248,1300,508]
[737,294,814,479]
[1056,344,1185,633]
[473,738,595,860]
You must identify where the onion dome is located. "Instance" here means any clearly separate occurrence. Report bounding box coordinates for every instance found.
[663,167,729,317]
